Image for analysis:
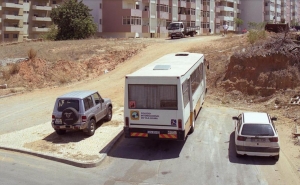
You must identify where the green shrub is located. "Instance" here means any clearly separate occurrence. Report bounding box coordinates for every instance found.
[40,24,58,41]
[247,22,267,44]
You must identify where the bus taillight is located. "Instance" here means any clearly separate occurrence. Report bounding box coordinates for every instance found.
[125,117,129,127]
[178,119,182,129]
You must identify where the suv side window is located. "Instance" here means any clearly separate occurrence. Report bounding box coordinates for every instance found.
[92,93,101,105]
[83,96,94,111]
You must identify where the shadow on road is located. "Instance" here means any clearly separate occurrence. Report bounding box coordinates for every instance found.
[228,131,277,165]
[106,134,186,161]
[43,120,105,144]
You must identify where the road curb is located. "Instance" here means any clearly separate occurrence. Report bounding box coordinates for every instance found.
[0,130,124,168]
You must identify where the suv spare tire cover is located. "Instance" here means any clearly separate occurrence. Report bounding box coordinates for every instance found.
[62,107,79,125]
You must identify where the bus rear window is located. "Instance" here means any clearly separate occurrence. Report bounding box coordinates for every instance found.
[128,84,177,110]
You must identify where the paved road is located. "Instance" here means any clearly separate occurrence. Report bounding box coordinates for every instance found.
[2,106,298,185]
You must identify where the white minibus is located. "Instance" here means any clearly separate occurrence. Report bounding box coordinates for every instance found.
[124,52,207,141]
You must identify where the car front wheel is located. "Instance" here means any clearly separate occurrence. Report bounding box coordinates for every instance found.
[104,106,112,121]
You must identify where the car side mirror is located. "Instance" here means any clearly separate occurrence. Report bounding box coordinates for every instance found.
[232,116,238,120]
[271,117,277,121]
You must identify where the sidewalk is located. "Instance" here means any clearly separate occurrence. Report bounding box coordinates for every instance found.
[0,111,124,168]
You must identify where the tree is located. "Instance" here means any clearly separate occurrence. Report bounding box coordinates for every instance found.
[234,18,244,32]
[50,0,97,40]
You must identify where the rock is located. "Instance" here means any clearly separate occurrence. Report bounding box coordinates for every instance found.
[0,84,7,89]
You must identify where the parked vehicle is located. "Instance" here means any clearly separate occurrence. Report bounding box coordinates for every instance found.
[51,91,113,136]
[167,22,200,39]
[232,112,280,160]
[124,52,208,141]
[265,23,289,33]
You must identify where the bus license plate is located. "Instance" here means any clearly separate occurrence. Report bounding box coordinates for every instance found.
[148,131,160,134]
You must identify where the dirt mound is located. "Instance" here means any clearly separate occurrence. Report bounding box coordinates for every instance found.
[221,54,300,96]
[0,38,159,96]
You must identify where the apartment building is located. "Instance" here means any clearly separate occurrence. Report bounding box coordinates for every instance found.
[240,0,300,30]
[0,0,62,43]
[81,0,241,38]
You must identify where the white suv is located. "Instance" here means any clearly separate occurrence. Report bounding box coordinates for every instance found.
[232,112,280,161]
[52,91,112,136]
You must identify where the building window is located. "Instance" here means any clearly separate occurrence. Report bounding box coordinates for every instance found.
[99,19,102,25]
[201,22,209,28]
[53,1,57,4]
[13,34,18,39]
[157,4,169,12]
[122,16,141,25]
[99,3,102,9]
[4,34,9,38]
[23,22,29,25]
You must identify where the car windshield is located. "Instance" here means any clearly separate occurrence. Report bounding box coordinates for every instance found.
[57,99,79,112]
[241,124,274,136]
[167,23,180,30]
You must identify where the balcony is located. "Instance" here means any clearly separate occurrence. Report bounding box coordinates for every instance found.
[2,14,23,20]
[122,9,142,17]
[216,18,220,23]
[276,7,281,12]
[218,16,234,22]
[32,16,51,22]
[219,6,234,12]
[2,2,23,9]
[32,5,52,11]
[3,26,22,32]
[186,14,196,21]
[216,7,220,13]
[32,27,49,32]
[179,1,186,7]
[186,2,195,8]
[179,14,186,21]
[0,5,2,10]
[158,11,169,19]
[159,0,169,5]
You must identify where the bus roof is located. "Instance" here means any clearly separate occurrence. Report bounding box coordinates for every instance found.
[126,52,204,77]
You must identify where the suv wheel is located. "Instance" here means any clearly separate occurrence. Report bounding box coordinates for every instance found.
[62,107,79,125]
[104,106,112,121]
[85,119,96,136]
[55,129,66,135]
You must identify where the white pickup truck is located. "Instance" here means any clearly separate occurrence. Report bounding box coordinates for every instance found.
[167,22,200,39]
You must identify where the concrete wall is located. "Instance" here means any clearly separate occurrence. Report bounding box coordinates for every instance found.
[239,0,264,29]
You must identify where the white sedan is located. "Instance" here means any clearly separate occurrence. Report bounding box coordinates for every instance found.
[232,112,280,161]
